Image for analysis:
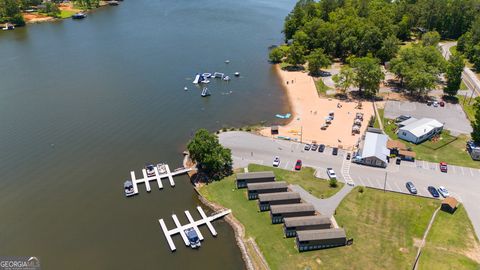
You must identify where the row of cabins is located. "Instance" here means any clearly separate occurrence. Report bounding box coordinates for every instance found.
[236,171,348,252]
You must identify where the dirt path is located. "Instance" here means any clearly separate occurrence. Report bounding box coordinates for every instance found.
[413,207,441,270]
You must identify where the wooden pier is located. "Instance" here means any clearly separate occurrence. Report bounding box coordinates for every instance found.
[129,165,192,195]
[158,206,232,251]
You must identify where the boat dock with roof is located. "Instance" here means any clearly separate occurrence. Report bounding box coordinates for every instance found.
[159,206,232,251]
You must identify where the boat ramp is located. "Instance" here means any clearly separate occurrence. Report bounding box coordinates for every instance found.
[159,206,232,251]
[128,164,192,195]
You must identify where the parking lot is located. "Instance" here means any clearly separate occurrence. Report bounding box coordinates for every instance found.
[219,131,480,239]
[384,101,472,135]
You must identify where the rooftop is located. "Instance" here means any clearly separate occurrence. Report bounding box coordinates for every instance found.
[284,215,331,227]
[399,118,444,137]
[258,192,300,202]
[296,228,346,242]
[442,197,459,208]
[360,132,390,163]
[270,203,315,214]
[237,171,275,181]
[247,181,288,191]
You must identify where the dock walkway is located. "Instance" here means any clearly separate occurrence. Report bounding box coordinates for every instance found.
[159,206,231,251]
[129,165,192,195]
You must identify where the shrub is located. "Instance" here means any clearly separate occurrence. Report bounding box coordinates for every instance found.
[359,186,365,193]
[329,178,338,188]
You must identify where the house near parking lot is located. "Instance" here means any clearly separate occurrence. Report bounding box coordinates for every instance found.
[283,216,332,237]
[258,192,301,211]
[270,203,316,224]
[296,228,347,252]
[397,118,444,144]
[236,171,275,188]
[247,181,288,200]
[353,132,390,168]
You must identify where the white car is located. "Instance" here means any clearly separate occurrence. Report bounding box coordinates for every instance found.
[438,186,449,197]
[326,168,337,179]
[273,156,280,167]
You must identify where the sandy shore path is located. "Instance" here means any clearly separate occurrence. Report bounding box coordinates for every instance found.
[260,65,374,150]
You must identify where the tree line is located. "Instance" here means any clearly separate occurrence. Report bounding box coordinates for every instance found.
[458,17,480,71]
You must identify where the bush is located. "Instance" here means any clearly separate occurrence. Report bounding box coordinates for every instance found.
[10,14,25,26]
[246,127,252,132]
[359,186,365,193]
[368,115,375,127]
[222,127,227,132]
[329,178,338,188]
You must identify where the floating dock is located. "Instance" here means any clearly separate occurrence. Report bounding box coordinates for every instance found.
[159,206,232,251]
[129,164,192,195]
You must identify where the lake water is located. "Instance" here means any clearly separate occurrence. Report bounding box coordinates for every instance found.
[0,0,294,269]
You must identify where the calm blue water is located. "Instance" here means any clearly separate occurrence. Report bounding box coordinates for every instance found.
[0,0,294,269]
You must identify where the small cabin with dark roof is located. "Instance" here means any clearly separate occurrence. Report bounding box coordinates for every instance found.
[236,171,275,188]
[283,216,332,237]
[296,228,347,252]
[258,192,301,211]
[269,203,315,224]
[247,181,288,200]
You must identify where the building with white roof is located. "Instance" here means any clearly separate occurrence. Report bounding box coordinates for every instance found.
[397,118,444,144]
[354,132,390,168]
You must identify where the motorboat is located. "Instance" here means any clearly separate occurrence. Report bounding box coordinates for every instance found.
[2,23,14,30]
[107,0,119,6]
[234,72,240,76]
[223,76,230,81]
[124,180,135,197]
[200,79,210,84]
[193,74,201,84]
[202,73,212,78]
[156,163,167,174]
[145,163,156,177]
[72,13,87,19]
[184,227,201,248]
[225,60,230,64]
[201,87,210,97]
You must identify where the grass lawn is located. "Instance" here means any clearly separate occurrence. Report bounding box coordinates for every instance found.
[199,182,446,270]
[374,108,384,129]
[59,10,77,19]
[418,205,480,269]
[314,79,332,97]
[248,164,343,199]
[382,117,480,168]
[457,95,477,122]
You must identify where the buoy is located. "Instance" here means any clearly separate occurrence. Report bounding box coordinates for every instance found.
[184,87,188,91]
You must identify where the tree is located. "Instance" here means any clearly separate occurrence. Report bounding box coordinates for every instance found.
[377,35,400,63]
[351,56,384,97]
[421,31,441,47]
[329,178,338,188]
[307,48,331,75]
[268,47,285,63]
[43,2,60,17]
[472,98,480,144]
[285,43,306,67]
[187,129,232,180]
[332,66,355,93]
[444,54,465,97]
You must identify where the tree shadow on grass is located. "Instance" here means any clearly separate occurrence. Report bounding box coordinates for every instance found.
[282,65,305,72]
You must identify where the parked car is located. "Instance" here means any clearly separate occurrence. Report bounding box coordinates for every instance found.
[439,162,448,173]
[318,144,325,152]
[438,186,449,197]
[332,147,338,155]
[304,144,311,151]
[440,101,445,107]
[295,160,302,170]
[346,153,351,160]
[433,101,439,107]
[273,156,280,167]
[427,100,433,106]
[311,144,318,151]
[326,168,337,179]
[406,181,417,194]
[427,186,440,198]
[396,158,401,165]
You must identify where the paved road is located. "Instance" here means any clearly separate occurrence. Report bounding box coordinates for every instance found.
[384,100,472,135]
[439,42,480,97]
[290,184,354,217]
[219,131,480,239]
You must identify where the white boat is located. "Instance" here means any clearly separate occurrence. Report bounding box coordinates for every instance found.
[156,163,167,174]
[200,79,210,84]
[202,73,212,78]
[201,88,210,97]
[2,24,14,31]
[223,76,230,81]
[225,60,230,64]
[124,180,135,197]
[234,72,240,76]
[184,86,188,91]
[192,74,201,84]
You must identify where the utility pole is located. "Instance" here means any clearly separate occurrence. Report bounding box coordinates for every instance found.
[300,126,303,144]
[383,172,387,192]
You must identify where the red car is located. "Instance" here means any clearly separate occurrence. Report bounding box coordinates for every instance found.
[439,162,448,173]
[439,101,445,107]
[295,160,302,170]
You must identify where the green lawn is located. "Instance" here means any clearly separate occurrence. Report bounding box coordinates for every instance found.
[374,108,384,129]
[418,206,480,270]
[59,10,77,19]
[382,117,480,168]
[314,79,332,97]
[457,95,477,122]
[199,182,448,270]
[248,164,343,199]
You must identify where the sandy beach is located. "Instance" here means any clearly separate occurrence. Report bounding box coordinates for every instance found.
[260,65,374,150]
